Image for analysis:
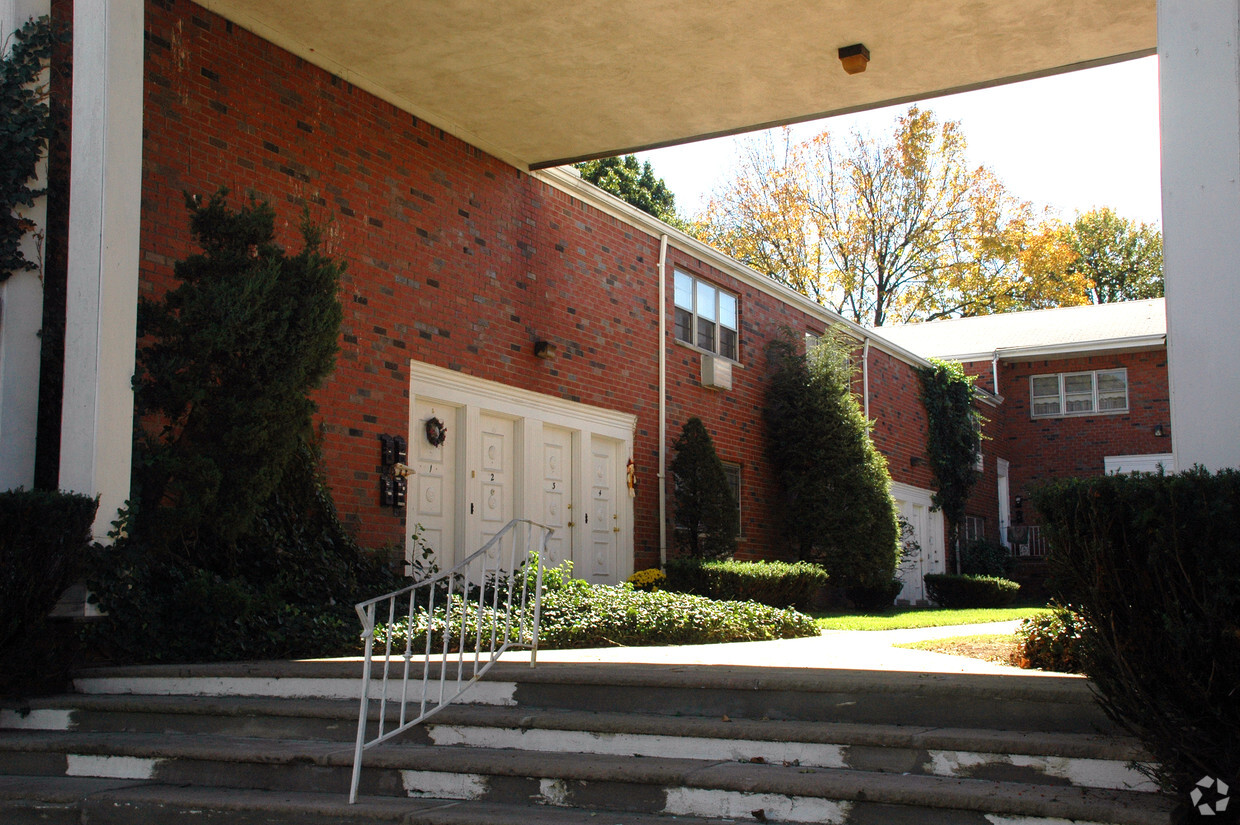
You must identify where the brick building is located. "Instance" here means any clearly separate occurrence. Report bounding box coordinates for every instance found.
[880,299,1172,574]
[25,0,956,599]
[11,0,1228,613]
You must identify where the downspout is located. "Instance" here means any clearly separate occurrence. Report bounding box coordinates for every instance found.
[862,337,871,421]
[991,351,1000,396]
[658,234,669,568]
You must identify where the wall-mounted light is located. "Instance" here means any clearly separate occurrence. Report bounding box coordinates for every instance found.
[909,455,924,467]
[534,340,558,360]
[1154,423,1167,438]
[838,43,870,75]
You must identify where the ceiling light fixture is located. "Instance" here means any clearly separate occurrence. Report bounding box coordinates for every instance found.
[838,43,870,75]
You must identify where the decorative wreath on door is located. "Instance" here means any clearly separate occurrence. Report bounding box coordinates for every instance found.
[424,416,447,447]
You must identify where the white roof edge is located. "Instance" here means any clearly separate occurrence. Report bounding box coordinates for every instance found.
[533,167,935,371]
[931,333,1167,363]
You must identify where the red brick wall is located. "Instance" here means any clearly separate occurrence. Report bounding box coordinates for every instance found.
[867,349,936,492]
[137,0,939,565]
[998,350,1171,519]
[957,350,1170,534]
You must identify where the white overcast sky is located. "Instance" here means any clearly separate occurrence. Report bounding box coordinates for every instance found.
[638,55,1162,227]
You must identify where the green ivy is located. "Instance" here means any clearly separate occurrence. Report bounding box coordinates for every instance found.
[917,358,982,557]
[1,16,55,282]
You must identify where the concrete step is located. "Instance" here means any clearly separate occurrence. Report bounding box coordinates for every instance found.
[2,695,1155,792]
[0,777,729,825]
[0,730,1171,824]
[0,658,1172,824]
[68,659,1119,734]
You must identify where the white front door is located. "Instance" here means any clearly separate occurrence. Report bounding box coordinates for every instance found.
[472,412,515,559]
[585,436,621,584]
[411,400,459,571]
[540,425,574,569]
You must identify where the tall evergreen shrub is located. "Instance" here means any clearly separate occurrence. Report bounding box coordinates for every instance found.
[670,417,738,559]
[133,190,342,570]
[764,330,899,590]
[83,191,398,663]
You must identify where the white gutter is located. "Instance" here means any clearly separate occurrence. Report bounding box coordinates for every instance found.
[862,338,871,421]
[657,233,669,568]
[991,352,1000,397]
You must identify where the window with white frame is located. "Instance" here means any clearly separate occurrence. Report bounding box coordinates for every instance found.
[1030,369,1128,418]
[674,270,738,360]
[965,515,987,544]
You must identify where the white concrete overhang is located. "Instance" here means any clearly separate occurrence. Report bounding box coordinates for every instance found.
[196,0,1155,171]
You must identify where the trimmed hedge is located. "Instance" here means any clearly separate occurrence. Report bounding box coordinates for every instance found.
[958,539,1013,578]
[1035,468,1240,807]
[923,573,1020,608]
[663,558,829,610]
[1013,607,1086,673]
[1,489,98,696]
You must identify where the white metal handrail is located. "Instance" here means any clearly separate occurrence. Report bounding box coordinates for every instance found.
[348,518,551,803]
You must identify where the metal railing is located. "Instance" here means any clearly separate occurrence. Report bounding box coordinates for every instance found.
[1007,525,1050,558]
[348,518,551,803]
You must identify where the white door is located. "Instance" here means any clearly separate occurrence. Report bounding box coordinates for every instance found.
[585,437,621,583]
[540,425,574,569]
[410,400,458,573]
[892,483,945,606]
[896,499,929,604]
[471,412,515,561]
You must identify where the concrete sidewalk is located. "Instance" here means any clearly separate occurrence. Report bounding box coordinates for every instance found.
[496,620,1067,677]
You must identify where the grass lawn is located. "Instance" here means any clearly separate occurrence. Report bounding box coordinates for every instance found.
[895,633,1019,666]
[813,605,1048,631]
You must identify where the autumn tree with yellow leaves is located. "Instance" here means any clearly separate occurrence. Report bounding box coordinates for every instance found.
[693,108,1090,325]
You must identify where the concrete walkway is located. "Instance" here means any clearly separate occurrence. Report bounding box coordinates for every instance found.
[495,620,1072,677]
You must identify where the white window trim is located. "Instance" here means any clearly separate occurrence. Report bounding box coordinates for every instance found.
[1030,368,1129,419]
[673,269,740,363]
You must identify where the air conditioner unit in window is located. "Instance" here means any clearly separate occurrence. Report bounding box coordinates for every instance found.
[701,353,732,391]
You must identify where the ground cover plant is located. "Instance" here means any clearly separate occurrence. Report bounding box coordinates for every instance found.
[1035,468,1240,816]
[377,561,820,651]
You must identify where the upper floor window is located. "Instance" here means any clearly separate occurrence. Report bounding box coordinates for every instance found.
[674,270,738,361]
[1030,369,1128,418]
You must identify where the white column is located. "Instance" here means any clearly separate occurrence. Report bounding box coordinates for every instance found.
[59,0,143,539]
[0,0,50,492]
[1159,1,1240,471]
